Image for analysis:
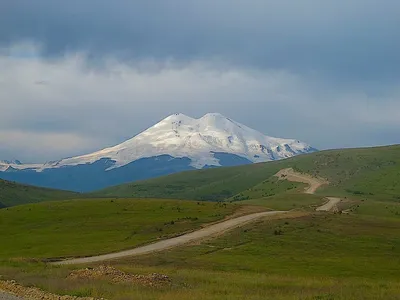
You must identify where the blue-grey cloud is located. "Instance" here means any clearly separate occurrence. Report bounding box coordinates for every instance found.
[1,0,400,83]
[0,1,399,162]
[1,52,399,162]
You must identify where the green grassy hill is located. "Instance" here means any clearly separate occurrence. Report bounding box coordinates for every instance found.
[1,195,399,300]
[95,144,400,203]
[0,198,237,259]
[0,179,78,207]
[1,145,399,299]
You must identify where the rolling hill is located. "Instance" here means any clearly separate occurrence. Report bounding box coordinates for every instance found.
[96,144,400,202]
[0,198,237,259]
[0,179,78,207]
[1,145,399,300]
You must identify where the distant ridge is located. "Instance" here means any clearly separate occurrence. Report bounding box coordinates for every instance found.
[0,113,316,192]
[0,178,78,207]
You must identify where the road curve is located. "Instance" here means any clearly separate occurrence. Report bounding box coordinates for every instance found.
[53,210,286,265]
[316,197,341,212]
[275,168,341,212]
[275,168,328,194]
[52,169,339,265]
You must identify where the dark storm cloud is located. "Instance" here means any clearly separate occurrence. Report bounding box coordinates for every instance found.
[1,0,400,82]
[1,53,399,162]
[0,1,399,162]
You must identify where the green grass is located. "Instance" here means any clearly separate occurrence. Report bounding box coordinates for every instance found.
[0,179,78,207]
[1,262,399,300]
[230,177,305,201]
[122,210,400,279]
[93,203,398,299]
[0,198,237,259]
[93,161,288,201]
[1,144,400,299]
[1,204,399,299]
[96,144,400,204]
[289,145,400,201]
[240,192,325,211]
[0,188,399,299]
[347,198,400,219]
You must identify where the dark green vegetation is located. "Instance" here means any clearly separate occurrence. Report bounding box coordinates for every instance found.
[95,161,288,201]
[0,179,78,207]
[240,193,324,211]
[0,198,236,259]
[98,144,400,204]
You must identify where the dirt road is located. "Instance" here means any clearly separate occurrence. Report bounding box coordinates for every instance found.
[316,197,341,212]
[52,168,339,265]
[275,168,328,194]
[275,168,341,212]
[53,210,286,265]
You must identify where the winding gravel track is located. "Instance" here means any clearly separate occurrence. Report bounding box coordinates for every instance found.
[316,197,341,212]
[275,168,328,194]
[52,168,339,266]
[276,168,341,212]
[53,210,286,265]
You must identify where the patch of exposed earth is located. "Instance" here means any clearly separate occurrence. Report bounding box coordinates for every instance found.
[68,265,171,287]
[0,280,98,300]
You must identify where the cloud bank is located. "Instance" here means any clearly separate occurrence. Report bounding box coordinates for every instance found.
[0,1,399,161]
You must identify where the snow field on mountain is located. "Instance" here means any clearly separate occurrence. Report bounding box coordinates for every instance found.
[0,113,315,172]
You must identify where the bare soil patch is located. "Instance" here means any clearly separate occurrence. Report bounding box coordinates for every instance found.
[0,280,97,300]
[68,265,170,287]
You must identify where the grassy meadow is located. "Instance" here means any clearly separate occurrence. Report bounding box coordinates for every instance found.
[1,145,400,299]
[0,199,399,299]
[0,198,238,259]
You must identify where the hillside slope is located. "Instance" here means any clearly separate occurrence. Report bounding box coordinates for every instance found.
[0,198,237,259]
[96,145,400,202]
[0,179,78,207]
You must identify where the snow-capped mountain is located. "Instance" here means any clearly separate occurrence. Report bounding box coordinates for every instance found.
[0,160,21,165]
[0,113,317,192]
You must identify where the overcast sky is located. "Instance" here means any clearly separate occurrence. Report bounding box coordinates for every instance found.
[1,0,399,162]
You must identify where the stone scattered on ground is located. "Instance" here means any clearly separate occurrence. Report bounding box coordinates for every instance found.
[68,265,171,287]
[0,280,97,300]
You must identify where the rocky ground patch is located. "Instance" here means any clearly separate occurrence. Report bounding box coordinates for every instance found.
[0,280,97,300]
[68,265,171,287]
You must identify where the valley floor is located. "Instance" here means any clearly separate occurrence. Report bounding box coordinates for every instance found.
[1,210,399,300]
[0,168,399,299]
[53,210,288,265]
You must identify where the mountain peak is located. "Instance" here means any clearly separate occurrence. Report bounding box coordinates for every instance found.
[0,160,22,165]
[162,112,230,124]
[201,112,227,119]
[165,112,192,119]
[159,113,194,124]
[0,113,316,172]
